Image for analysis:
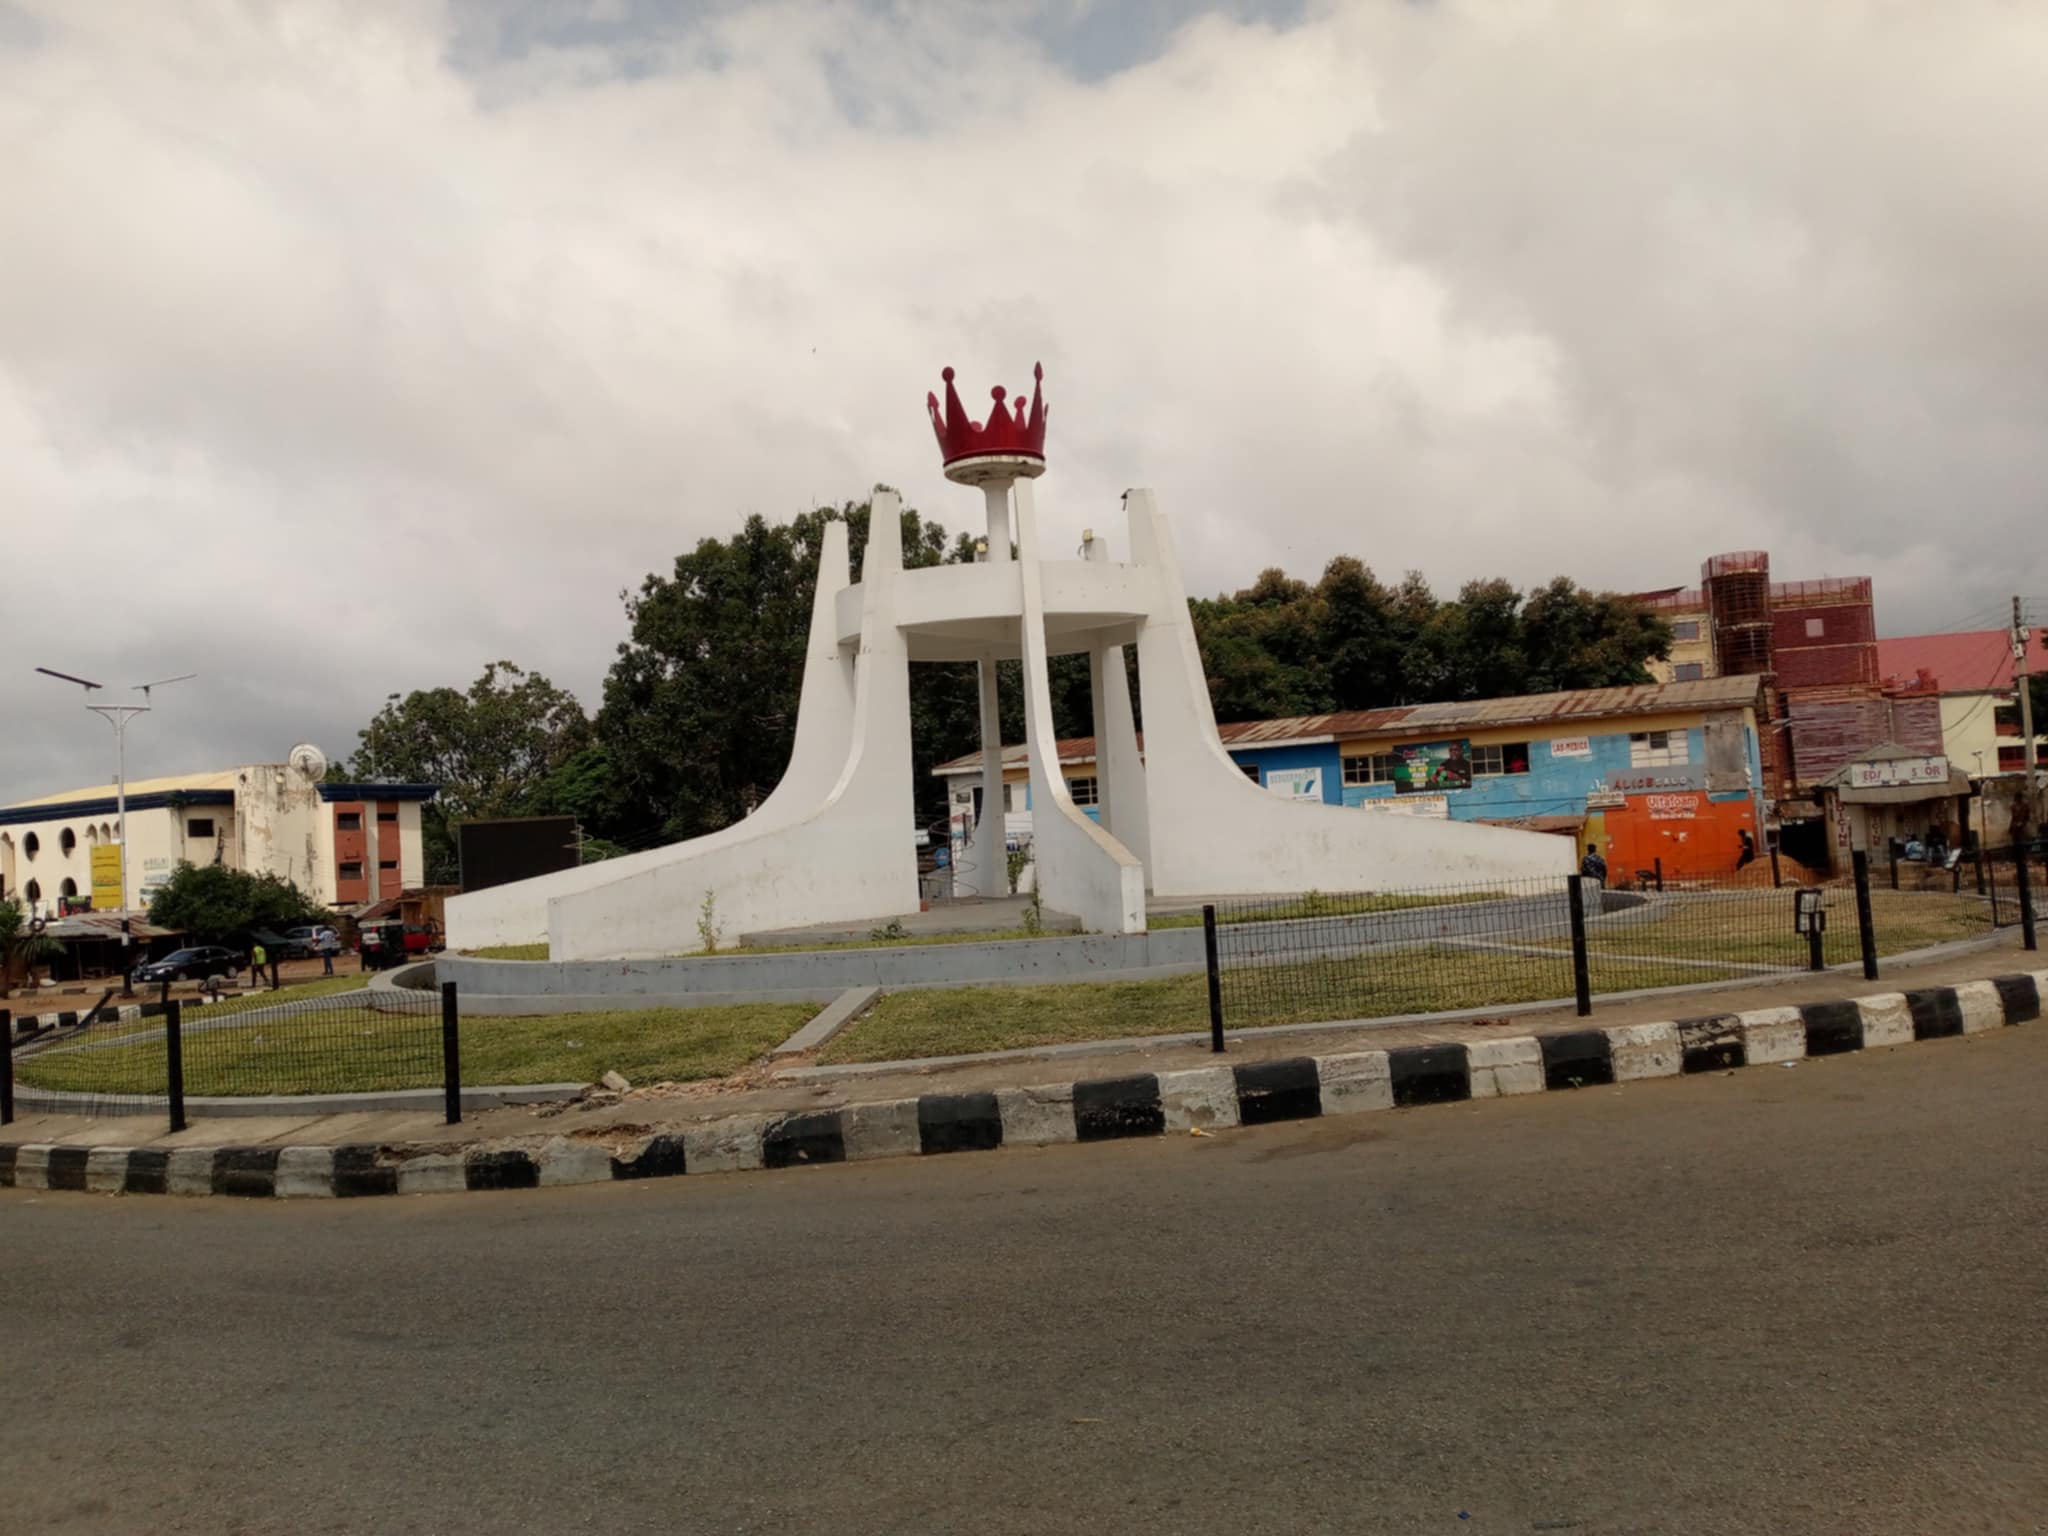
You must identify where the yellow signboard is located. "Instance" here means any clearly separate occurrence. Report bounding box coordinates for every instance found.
[91,843,124,912]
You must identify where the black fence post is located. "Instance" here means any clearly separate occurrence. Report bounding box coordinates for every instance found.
[1807,920,1825,974]
[1201,905,1225,1054]
[1770,843,1783,889]
[1653,857,1664,894]
[441,980,462,1124]
[165,999,186,1135]
[1888,840,1901,891]
[1566,875,1593,1018]
[2016,846,2038,953]
[270,958,281,991]
[1,1008,13,1126]
[1851,850,1879,980]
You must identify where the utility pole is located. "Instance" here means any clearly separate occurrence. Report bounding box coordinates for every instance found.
[2014,597,2040,824]
[35,669,195,976]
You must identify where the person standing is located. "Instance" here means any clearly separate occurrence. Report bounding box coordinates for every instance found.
[250,939,268,990]
[1580,842,1608,886]
[319,928,338,977]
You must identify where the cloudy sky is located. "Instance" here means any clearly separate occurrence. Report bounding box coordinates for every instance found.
[5,0,2046,801]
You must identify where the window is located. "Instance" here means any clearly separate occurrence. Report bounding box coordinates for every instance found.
[1342,753,1401,786]
[187,817,215,838]
[1629,730,1691,767]
[25,879,40,902]
[1671,620,1701,642]
[378,859,398,871]
[377,809,398,823]
[1240,762,1260,782]
[336,812,362,832]
[339,861,364,882]
[1471,742,1531,777]
[1002,782,1021,813]
[60,877,78,898]
[1999,745,2026,773]
[1673,662,1704,682]
[1805,617,1825,638]
[1068,776,1098,806]
[59,827,76,855]
[22,831,37,860]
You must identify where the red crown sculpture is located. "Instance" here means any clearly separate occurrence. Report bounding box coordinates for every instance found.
[927,363,1048,469]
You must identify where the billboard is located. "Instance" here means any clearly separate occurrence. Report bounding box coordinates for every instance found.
[458,817,581,893]
[91,843,124,911]
[1393,740,1474,794]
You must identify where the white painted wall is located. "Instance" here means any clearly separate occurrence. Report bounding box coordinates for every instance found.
[446,521,864,951]
[542,501,919,960]
[1124,490,1575,894]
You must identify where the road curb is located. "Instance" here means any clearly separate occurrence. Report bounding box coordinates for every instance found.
[3,970,2040,1201]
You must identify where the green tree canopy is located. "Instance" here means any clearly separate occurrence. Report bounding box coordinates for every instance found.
[147,863,328,945]
[349,661,594,883]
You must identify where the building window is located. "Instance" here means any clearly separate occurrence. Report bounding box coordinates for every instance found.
[60,877,78,898]
[339,862,364,882]
[22,832,38,860]
[337,812,362,832]
[1240,762,1260,782]
[1999,745,2026,773]
[378,859,398,871]
[1342,753,1401,785]
[1805,617,1825,638]
[1471,742,1531,777]
[1673,662,1704,682]
[1671,619,1701,642]
[1068,776,1099,806]
[187,817,216,839]
[25,879,40,903]
[377,809,398,823]
[59,827,77,855]
[1629,730,1690,767]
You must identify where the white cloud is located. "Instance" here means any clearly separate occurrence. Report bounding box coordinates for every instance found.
[4,0,2045,798]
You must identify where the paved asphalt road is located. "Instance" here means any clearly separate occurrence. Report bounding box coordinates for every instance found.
[6,1029,2046,1536]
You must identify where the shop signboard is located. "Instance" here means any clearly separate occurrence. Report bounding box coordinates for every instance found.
[1846,756,1948,789]
[90,843,124,911]
[1361,793,1449,819]
[1265,767,1323,801]
[1549,736,1592,760]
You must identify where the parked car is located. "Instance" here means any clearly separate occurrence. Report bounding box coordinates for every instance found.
[279,924,340,960]
[134,945,245,984]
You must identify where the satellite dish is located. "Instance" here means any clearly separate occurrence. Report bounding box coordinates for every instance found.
[288,743,329,781]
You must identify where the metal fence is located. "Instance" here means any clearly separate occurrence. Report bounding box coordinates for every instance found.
[3,983,461,1131]
[1203,849,2024,1038]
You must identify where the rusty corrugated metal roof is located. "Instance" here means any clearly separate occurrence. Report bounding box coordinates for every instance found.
[932,677,1764,774]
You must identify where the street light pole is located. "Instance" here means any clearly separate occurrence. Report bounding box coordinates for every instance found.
[34,669,194,977]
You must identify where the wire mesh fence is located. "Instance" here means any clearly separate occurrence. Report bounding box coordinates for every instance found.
[6,985,459,1128]
[1985,845,2047,931]
[1209,860,2011,1033]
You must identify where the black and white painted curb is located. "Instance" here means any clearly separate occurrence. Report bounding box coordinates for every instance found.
[6,992,255,1037]
[4,971,2041,1200]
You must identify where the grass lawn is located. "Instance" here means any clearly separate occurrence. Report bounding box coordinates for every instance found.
[15,1001,815,1097]
[200,972,371,1018]
[816,947,1731,1064]
[470,943,550,961]
[1537,888,1995,971]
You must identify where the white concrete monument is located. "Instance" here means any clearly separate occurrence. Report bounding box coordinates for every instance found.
[448,365,1571,959]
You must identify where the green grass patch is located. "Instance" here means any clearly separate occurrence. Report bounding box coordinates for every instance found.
[200,973,371,1018]
[15,1001,814,1097]
[1150,889,1511,929]
[1531,888,1995,970]
[817,946,1733,1064]
[470,943,550,961]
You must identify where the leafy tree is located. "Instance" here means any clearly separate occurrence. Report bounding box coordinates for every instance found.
[146,863,329,945]
[0,896,63,996]
[349,661,593,883]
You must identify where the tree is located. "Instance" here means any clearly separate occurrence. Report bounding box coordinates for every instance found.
[349,661,593,884]
[146,863,329,946]
[0,896,62,997]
